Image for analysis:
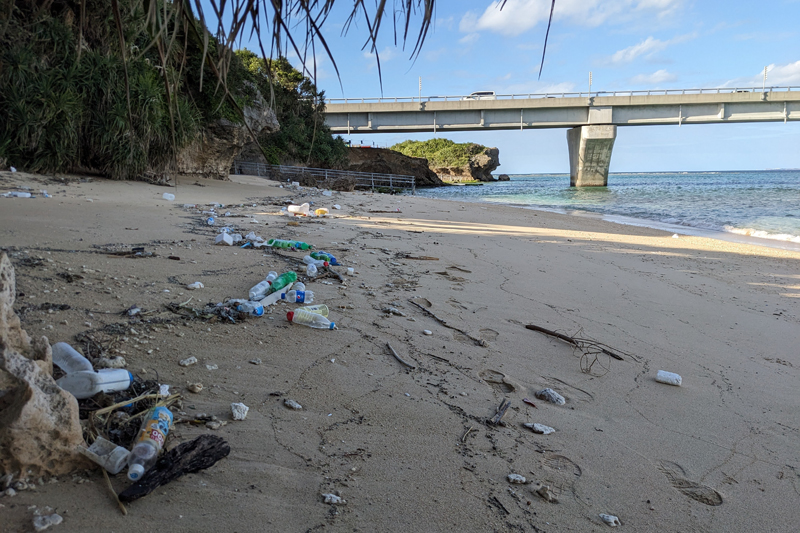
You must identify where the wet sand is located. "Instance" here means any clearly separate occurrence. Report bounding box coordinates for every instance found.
[1,170,799,532]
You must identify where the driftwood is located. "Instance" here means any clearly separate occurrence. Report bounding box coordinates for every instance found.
[118,435,230,503]
[525,324,629,375]
[407,298,487,347]
[386,343,416,369]
[488,399,511,426]
[323,265,345,282]
[403,255,438,260]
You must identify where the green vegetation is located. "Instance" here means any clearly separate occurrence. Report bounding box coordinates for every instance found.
[0,1,345,179]
[237,51,347,167]
[390,139,486,168]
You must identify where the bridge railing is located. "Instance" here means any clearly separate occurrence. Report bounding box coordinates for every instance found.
[232,161,415,193]
[327,85,800,104]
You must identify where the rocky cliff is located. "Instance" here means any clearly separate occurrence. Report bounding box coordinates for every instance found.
[176,84,280,180]
[346,148,444,187]
[432,147,500,182]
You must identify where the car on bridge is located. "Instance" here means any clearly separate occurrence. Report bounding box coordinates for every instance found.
[462,91,496,100]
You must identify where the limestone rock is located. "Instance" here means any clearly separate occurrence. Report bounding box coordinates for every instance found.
[497,173,510,181]
[176,84,279,180]
[346,148,444,187]
[0,253,88,476]
[468,147,500,181]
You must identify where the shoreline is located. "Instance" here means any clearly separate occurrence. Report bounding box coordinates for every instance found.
[2,170,799,532]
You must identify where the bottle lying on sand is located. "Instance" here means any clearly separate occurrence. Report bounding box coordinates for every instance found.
[300,304,328,317]
[56,369,133,399]
[249,280,271,301]
[266,239,312,250]
[127,407,173,480]
[236,301,264,316]
[306,264,318,278]
[265,271,278,284]
[303,255,329,267]
[52,342,94,373]
[269,271,298,293]
[287,309,336,330]
[310,251,338,266]
[283,290,314,304]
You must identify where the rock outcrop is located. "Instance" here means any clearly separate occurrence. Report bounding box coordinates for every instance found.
[346,148,444,187]
[497,174,510,181]
[0,253,87,476]
[431,147,501,182]
[176,84,279,180]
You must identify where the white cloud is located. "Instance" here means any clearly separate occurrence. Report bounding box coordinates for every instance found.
[459,33,480,45]
[362,47,398,62]
[723,60,800,88]
[607,33,694,64]
[459,0,683,37]
[630,69,677,85]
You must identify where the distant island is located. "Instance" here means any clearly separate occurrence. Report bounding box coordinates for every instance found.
[390,139,503,182]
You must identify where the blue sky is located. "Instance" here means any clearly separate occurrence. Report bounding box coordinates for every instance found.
[242,1,800,173]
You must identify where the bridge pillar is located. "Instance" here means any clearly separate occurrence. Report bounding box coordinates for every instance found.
[566,125,617,187]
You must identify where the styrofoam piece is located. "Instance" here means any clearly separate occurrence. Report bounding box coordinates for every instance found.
[656,370,682,386]
[215,233,234,246]
[231,402,249,420]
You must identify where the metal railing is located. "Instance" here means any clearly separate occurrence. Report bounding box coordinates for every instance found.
[327,85,800,104]
[232,161,415,193]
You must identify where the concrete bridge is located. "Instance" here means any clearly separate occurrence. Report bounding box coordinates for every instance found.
[325,87,800,186]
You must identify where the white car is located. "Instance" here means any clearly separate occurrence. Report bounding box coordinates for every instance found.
[462,91,496,100]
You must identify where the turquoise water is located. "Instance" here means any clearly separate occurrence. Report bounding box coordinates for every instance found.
[417,171,800,245]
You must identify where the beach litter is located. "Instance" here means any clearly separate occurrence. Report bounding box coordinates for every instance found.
[322,493,346,504]
[162,193,175,201]
[78,437,130,474]
[186,282,204,290]
[179,356,198,367]
[599,514,621,527]
[655,370,682,386]
[215,233,234,246]
[33,513,63,532]
[534,388,566,405]
[507,474,526,484]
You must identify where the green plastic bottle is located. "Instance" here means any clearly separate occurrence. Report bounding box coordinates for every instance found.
[268,271,297,293]
[266,239,312,250]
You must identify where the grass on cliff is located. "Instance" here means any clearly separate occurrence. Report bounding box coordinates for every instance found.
[390,139,485,168]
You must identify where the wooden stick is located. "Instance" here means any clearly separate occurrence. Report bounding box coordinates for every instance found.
[407,299,487,347]
[461,426,473,442]
[403,255,438,260]
[525,324,624,360]
[102,469,127,515]
[386,343,416,369]
[489,399,511,426]
[323,265,345,282]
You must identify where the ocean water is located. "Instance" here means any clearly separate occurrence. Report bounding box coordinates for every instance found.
[416,171,800,248]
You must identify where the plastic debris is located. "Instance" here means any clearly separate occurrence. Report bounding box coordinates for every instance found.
[332,204,341,209]
[322,493,346,504]
[186,282,204,290]
[78,437,130,474]
[656,370,682,386]
[215,233,234,246]
[322,190,333,197]
[179,356,198,367]
[33,513,63,532]
[162,193,175,201]
[231,402,249,421]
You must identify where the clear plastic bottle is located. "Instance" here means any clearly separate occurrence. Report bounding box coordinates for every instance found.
[293,282,306,292]
[269,271,297,293]
[52,342,94,374]
[303,255,328,267]
[56,369,133,399]
[287,309,336,329]
[249,280,271,301]
[283,290,314,304]
[127,407,173,481]
[306,264,318,278]
[301,304,329,317]
[236,301,264,316]
[265,271,278,284]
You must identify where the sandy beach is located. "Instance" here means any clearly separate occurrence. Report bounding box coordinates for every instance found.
[1,169,799,532]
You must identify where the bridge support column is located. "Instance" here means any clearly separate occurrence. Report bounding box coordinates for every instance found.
[566,125,617,187]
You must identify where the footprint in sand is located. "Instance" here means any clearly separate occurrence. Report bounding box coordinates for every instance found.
[658,461,723,506]
[479,369,516,394]
[539,454,583,501]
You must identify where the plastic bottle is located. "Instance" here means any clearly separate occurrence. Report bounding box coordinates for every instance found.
[306,264,318,278]
[56,369,133,399]
[287,309,336,330]
[301,304,329,317]
[206,217,215,226]
[249,280,272,301]
[265,271,278,284]
[310,251,339,266]
[52,342,94,374]
[302,255,328,267]
[269,271,297,293]
[127,406,173,480]
[266,239,312,250]
[283,289,314,304]
[293,282,306,292]
[236,301,264,316]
